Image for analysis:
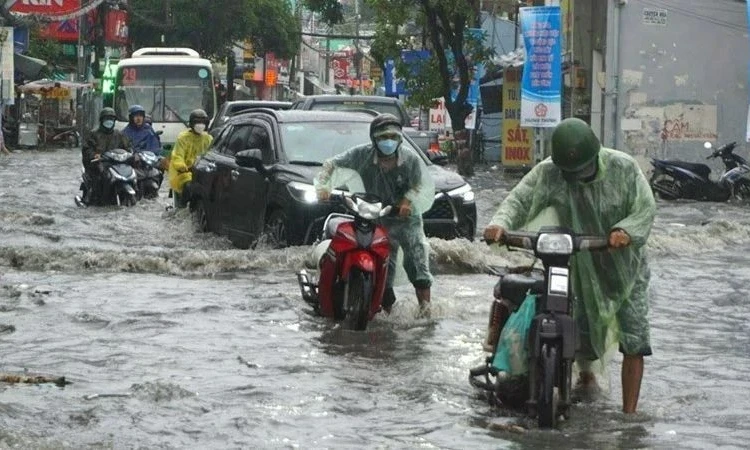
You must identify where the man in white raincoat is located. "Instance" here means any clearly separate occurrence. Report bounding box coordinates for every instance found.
[315,113,435,313]
[484,118,656,414]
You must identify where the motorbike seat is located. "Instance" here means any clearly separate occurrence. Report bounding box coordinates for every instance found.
[499,272,545,308]
[662,160,711,179]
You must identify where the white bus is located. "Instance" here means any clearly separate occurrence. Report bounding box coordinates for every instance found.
[113,47,217,151]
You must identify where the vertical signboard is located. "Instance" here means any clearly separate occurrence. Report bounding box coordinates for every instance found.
[520,6,562,127]
[502,67,533,166]
[0,27,14,104]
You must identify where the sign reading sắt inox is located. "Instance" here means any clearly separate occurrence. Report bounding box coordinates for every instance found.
[519,6,562,128]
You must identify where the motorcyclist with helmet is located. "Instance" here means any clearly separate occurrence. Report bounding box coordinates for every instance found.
[168,109,213,208]
[78,107,131,205]
[122,104,161,155]
[314,113,436,314]
[483,117,656,414]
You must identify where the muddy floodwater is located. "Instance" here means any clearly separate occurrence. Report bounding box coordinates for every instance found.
[0,149,748,449]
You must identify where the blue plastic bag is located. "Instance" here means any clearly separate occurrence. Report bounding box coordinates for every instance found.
[491,293,536,376]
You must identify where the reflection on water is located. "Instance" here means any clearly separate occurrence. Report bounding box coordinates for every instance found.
[0,151,749,448]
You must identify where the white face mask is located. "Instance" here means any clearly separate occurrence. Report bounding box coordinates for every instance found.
[192,123,206,133]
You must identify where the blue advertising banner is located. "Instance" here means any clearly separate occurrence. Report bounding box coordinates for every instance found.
[519,6,562,128]
[384,50,431,97]
[747,2,750,141]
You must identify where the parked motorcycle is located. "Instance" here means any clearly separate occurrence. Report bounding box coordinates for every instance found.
[75,148,138,207]
[297,192,393,331]
[469,228,609,428]
[134,151,164,200]
[650,141,750,201]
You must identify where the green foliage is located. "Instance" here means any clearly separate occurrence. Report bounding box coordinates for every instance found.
[364,0,493,131]
[26,25,68,74]
[302,0,344,25]
[128,0,298,60]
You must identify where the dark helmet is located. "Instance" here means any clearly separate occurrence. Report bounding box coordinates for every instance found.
[551,118,601,172]
[99,107,116,122]
[128,104,146,119]
[188,109,209,127]
[369,113,402,143]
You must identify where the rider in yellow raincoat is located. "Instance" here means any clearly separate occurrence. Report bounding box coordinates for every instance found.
[168,109,212,208]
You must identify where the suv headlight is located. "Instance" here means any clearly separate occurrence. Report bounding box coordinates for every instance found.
[287,181,319,204]
[287,181,346,204]
[445,183,475,203]
[536,233,574,255]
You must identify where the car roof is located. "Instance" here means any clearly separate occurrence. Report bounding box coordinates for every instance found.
[298,95,402,104]
[224,100,292,109]
[227,109,375,124]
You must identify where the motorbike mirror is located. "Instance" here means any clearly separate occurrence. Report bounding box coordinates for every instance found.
[379,206,393,217]
[704,141,713,149]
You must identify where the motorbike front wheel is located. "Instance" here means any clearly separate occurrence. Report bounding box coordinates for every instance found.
[650,172,682,200]
[537,343,559,429]
[117,191,137,207]
[344,268,373,331]
[733,180,750,200]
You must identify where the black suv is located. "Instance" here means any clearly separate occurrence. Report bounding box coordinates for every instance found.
[190,109,476,248]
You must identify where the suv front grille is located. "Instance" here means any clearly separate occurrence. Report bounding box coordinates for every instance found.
[423,197,456,220]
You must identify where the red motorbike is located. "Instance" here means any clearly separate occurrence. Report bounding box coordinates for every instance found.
[297,192,393,330]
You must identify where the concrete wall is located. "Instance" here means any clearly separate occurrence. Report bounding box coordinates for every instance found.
[612,0,749,169]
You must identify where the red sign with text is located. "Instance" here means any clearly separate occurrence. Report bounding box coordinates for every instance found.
[10,0,80,15]
[104,9,129,45]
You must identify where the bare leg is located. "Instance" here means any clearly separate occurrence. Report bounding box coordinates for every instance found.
[622,354,644,413]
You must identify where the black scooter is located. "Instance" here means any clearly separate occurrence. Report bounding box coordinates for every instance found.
[75,148,138,207]
[134,151,164,199]
[470,228,609,428]
[650,141,750,201]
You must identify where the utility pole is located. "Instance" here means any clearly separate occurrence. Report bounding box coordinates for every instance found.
[354,0,361,94]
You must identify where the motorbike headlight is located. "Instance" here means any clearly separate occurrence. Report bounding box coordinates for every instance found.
[287,181,319,204]
[536,233,574,255]
[445,183,475,203]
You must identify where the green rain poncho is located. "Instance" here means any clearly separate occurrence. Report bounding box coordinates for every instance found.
[315,142,435,288]
[489,147,656,359]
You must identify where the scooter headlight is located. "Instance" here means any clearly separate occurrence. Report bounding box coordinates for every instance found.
[536,233,574,255]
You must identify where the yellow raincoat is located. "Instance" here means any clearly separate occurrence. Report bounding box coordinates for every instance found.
[168,129,212,194]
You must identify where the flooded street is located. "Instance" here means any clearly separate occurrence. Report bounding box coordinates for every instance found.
[0,149,749,449]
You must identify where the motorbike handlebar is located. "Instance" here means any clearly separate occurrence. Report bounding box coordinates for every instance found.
[483,231,611,252]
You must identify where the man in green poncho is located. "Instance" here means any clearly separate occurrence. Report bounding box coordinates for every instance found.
[315,113,435,313]
[484,118,656,414]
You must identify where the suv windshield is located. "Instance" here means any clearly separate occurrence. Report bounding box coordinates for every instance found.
[280,120,427,164]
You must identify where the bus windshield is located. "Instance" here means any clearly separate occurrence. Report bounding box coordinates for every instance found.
[114,65,215,124]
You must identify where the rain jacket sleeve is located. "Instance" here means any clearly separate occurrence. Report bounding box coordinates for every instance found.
[314,144,367,194]
[488,162,543,229]
[610,163,656,248]
[402,148,435,215]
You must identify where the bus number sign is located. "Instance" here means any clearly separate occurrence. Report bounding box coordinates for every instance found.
[122,68,137,85]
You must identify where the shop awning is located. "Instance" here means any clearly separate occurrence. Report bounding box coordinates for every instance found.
[14,53,47,80]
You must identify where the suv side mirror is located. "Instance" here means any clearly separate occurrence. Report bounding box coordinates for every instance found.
[235,149,265,172]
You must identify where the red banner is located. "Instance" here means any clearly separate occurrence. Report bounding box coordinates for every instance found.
[104,9,128,45]
[331,55,349,84]
[10,0,80,15]
[39,17,82,42]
